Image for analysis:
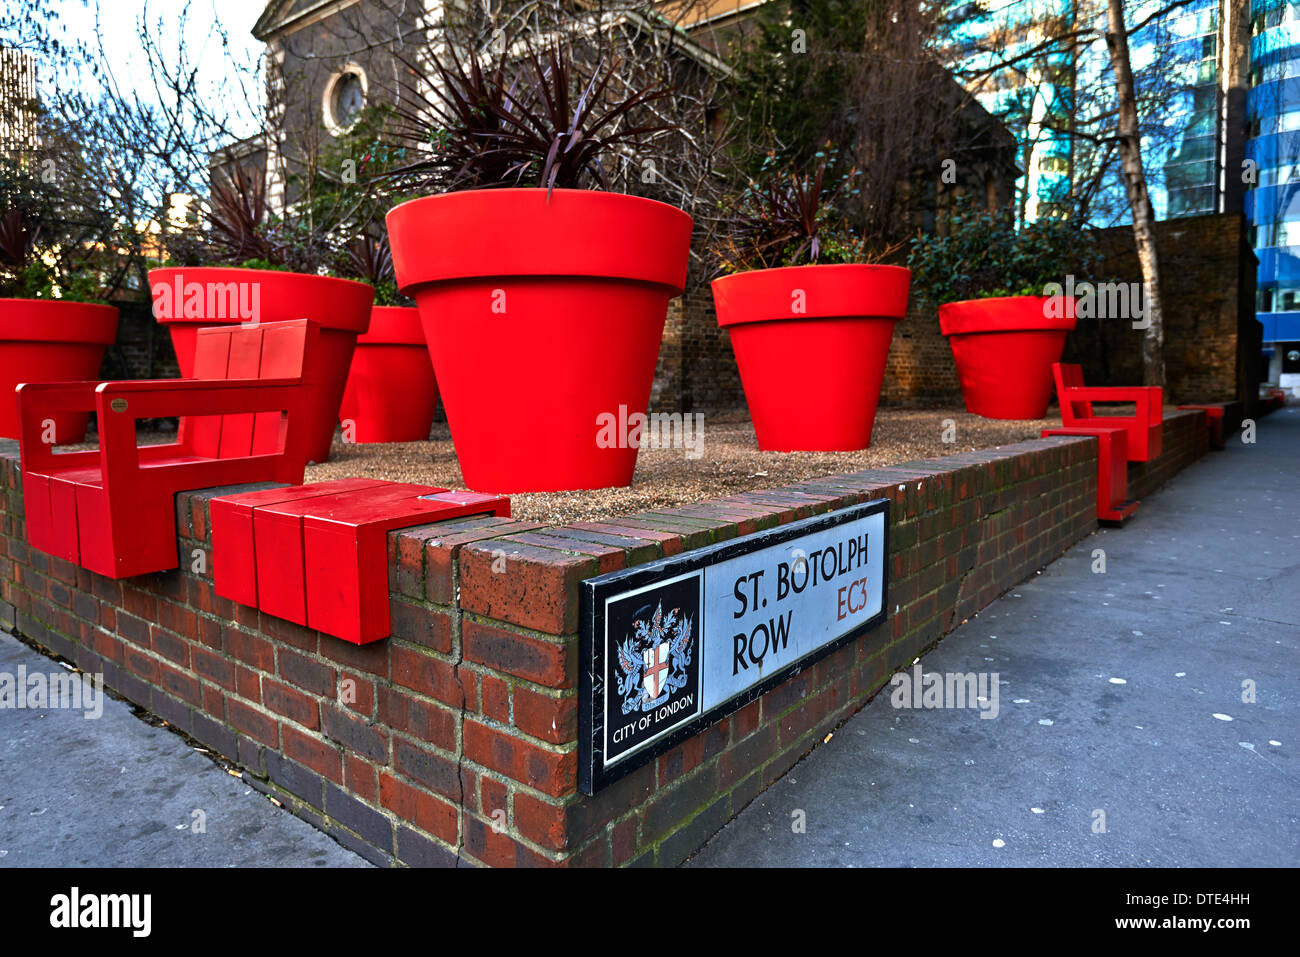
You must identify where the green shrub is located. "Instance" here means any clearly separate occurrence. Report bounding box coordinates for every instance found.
[907,197,1099,306]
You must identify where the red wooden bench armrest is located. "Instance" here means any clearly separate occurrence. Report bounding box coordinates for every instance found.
[1058,385,1161,403]
[16,383,109,473]
[1060,385,1163,422]
[95,377,305,419]
[17,377,303,467]
[95,379,310,488]
[95,376,303,394]
[17,378,308,492]
[15,380,105,411]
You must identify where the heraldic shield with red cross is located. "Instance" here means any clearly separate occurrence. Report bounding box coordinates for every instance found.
[643,641,671,700]
[617,600,694,714]
[598,570,703,771]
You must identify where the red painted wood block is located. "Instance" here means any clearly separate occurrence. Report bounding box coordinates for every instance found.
[302,489,510,643]
[17,321,320,578]
[252,483,438,627]
[209,480,509,645]
[211,478,387,606]
[1053,362,1163,462]
[22,471,58,559]
[1042,426,1137,523]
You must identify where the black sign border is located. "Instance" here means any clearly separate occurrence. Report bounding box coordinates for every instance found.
[579,498,891,795]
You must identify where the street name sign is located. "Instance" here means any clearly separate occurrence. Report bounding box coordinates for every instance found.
[579,499,890,794]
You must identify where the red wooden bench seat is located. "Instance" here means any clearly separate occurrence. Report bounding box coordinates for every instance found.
[209,477,388,607]
[1042,425,1138,523]
[211,479,511,644]
[1052,362,1163,462]
[18,320,321,579]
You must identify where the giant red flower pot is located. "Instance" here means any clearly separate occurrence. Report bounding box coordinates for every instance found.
[711,264,910,451]
[387,188,693,492]
[149,267,374,462]
[0,298,119,443]
[938,295,1078,420]
[338,305,438,443]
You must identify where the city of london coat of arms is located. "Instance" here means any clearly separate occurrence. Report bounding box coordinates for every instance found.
[615,601,694,714]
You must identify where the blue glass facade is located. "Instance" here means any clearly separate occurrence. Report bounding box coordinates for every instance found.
[949,0,1300,374]
[1154,4,1222,218]
[942,0,1221,223]
[942,0,1078,221]
[1247,0,1300,345]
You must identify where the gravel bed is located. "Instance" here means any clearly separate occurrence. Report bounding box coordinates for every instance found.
[302,407,1065,525]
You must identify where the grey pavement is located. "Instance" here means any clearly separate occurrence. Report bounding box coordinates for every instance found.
[2,410,1296,869]
[691,405,1300,867]
[0,631,368,867]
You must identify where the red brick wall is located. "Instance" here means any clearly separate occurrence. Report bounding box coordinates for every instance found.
[881,301,962,402]
[1128,407,1212,500]
[0,413,1209,866]
[651,283,742,414]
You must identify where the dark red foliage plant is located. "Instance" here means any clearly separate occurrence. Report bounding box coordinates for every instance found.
[387,35,681,195]
[712,152,890,272]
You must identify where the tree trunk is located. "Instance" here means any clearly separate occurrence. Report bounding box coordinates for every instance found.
[1105,0,1165,387]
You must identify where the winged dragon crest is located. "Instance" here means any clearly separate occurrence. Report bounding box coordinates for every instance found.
[615,601,693,714]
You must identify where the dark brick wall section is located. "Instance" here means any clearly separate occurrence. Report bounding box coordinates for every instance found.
[1064,213,1261,410]
[0,413,1211,866]
[1128,408,1211,501]
[651,283,743,414]
[880,301,963,403]
[655,213,1258,414]
[101,300,180,382]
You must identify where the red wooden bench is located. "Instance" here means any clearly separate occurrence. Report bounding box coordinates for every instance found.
[1042,425,1137,523]
[211,479,510,644]
[1177,403,1227,450]
[1052,362,1163,462]
[18,320,321,579]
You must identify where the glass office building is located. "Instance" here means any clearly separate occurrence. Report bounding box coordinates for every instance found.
[1154,2,1224,218]
[948,0,1300,390]
[942,0,1078,221]
[943,0,1221,221]
[1247,0,1300,385]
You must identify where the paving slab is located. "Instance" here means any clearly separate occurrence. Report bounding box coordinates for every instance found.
[0,631,369,867]
[690,406,1300,867]
[4,410,1295,869]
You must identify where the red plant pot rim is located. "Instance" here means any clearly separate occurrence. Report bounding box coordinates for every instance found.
[938,295,1078,336]
[0,298,120,343]
[147,267,373,332]
[356,305,424,346]
[387,188,693,294]
[712,263,911,326]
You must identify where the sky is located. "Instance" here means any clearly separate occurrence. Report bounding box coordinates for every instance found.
[33,0,270,138]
